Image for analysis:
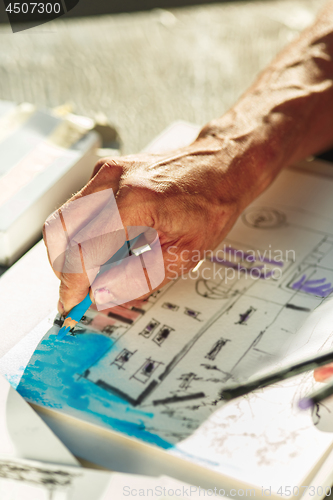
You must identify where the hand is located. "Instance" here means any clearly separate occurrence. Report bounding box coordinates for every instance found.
[43,133,266,316]
[314,363,333,382]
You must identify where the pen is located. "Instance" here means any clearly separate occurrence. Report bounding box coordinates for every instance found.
[220,349,333,402]
[298,376,333,409]
[57,232,150,339]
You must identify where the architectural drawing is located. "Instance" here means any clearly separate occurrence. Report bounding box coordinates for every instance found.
[78,202,333,419]
[14,167,333,460]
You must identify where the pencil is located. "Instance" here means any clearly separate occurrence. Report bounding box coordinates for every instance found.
[298,377,333,409]
[220,349,333,401]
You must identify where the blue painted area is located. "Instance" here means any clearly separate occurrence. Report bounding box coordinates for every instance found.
[17,326,172,449]
[4,368,24,390]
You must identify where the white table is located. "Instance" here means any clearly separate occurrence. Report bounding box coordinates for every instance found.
[0,240,59,359]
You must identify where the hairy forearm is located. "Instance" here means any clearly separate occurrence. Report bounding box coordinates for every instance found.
[197,1,333,198]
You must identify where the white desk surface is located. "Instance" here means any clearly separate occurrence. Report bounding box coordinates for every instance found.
[0,240,59,359]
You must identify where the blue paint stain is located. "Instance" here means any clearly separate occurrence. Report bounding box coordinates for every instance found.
[16,327,173,450]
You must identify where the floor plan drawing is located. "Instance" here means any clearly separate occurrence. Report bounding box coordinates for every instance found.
[80,185,333,419]
[7,165,333,484]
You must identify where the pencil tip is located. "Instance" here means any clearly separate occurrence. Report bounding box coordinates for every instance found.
[57,326,70,340]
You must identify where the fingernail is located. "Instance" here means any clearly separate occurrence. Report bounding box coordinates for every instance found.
[94,287,111,304]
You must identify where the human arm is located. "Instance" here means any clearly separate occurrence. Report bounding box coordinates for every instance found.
[43,1,333,315]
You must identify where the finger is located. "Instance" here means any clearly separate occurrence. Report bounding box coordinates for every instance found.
[58,198,126,314]
[92,253,151,309]
[90,157,121,179]
[43,161,123,279]
[58,229,127,314]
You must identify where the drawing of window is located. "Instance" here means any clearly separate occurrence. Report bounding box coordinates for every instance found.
[184,307,201,320]
[162,302,179,311]
[102,325,118,336]
[80,315,92,325]
[111,349,135,369]
[205,338,229,361]
[140,318,160,338]
[71,325,86,335]
[54,313,66,328]
[132,358,162,383]
[153,325,174,346]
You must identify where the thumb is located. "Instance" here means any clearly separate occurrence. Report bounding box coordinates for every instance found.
[57,165,125,315]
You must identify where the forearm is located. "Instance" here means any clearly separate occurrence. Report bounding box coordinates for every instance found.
[197,1,333,200]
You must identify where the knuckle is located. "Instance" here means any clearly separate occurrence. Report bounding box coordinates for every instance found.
[91,158,125,183]
[92,158,107,176]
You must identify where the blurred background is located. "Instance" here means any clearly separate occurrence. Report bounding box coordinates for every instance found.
[0,0,329,275]
[0,0,327,154]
